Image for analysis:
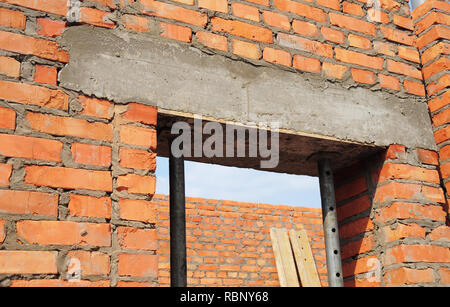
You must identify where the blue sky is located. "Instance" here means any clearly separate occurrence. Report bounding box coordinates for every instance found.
[155,157,322,208]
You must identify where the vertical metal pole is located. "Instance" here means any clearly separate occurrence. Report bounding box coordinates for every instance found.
[169,137,187,287]
[318,158,344,287]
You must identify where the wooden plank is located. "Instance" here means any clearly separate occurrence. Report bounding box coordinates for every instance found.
[289,228,321,287]
[270,228,299,287]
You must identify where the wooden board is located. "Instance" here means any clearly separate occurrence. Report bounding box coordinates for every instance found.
[289,228,321,287]
[270,228,299,287]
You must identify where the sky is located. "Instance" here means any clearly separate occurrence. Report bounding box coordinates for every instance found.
[155,156,322,208]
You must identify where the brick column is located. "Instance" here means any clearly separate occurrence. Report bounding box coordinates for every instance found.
[335,145,449,286]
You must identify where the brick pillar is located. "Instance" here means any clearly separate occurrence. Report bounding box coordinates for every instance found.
[112,103,159,287]
[412,0,450,223]
[335,145,450,286]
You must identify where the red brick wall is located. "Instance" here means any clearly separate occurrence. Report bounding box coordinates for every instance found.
[0,0,448,287]
[335,145,450,287]
[153,195,327,287]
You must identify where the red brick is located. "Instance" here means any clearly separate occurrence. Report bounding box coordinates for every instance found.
[411,0,450,20]
[36,18,66,37]
[212,17,272,44]
[120,125,156,150]
[378,74,401,91]
[342,1,364,16]
[422,57,450,81]
[117,226,157,250]
[119,147,156,171]
[421,42,450,65]
[232,2,259,22]
[351,68,375,84]
[232,39,261,60]
[196,31,228,51]
[335,176,367,203]
[416,26,450,50]
[79,7,115,29]
[83,0,116,9]
[385,267,435,286]
[415,11,450,34]
[439,144,450,161]
[116,281,154,287]
[0,0,68,16]
[374,41,396,57]
[329,13,376,36]
[428,92,450,113]
[292,20,318,37]
[339,217,374,239]
[0,56,20,78]
[387,59,422,80]
[262,11,290,30]
[0,163,11,186]
[337,194,371,222]
[397,46,420,63]
[0,134,62,162]
[375,202,446,223]
[381,223,426,242]
[435,125,450,144]
[432,108,450,127]
[16,220,111,246]
[341,235,374,259]
[25,165,112,192]
[428,225,450,241]
[0,7,25,29]
[393,14,413,30]
[67,250,110,276]
[322,62,348,79]
[320,27,345,44]
[380,26,414,46]
[79,95,113,119]
[262,47,291,67]
[439,267,450,284]
[72,143,112,167]
[34,64,57,86]
[27,112,113,141]
[385,244,450,265]
[117,174,156,195]
[342,255,378,278]
[0,190,58,216]
[68,194,111,219]
[160,22,192,43]
[278,33,333,58]
[335,48,384,70]
[122,14,154,32]
[416,148,439,165]
[0,107,15,130]
[0,80,68,110]
[118,198,156,223]
[0,220,4,243]
[122,103,157,126]
[11,279,109,287]
[377,163,440,184]
[118,253,158,277]
[0,251,58,274]
[293,55,321,74]
[141,0,207,27]
[273,0,327,23]
[426,73,450,97]
[0,30,69,62]
[314,0,338,10]
[367,8,390,24]
[198,0,228,13]
[374,181,445,204]
[348,34,371,50]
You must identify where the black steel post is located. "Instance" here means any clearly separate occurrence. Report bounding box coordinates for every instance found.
[318,158,344,287]
[169,137,187,287]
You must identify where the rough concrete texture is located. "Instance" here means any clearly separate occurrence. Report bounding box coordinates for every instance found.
[58,26,436,150]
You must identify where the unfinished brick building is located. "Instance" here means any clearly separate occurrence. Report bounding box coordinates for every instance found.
[0,0,449,287]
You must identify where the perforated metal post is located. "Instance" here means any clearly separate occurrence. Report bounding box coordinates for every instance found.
[169,137,187,287]
[318,158,344,287]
